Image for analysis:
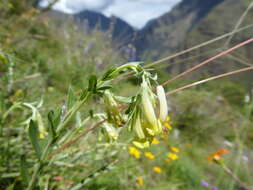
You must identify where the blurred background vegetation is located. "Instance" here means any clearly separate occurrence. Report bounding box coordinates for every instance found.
[0,0,253,189]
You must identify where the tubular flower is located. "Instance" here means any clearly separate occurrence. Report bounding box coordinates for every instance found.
[133,138,151,149]
[104,90,125,127]
[156,85,168,122]
[141,81,160,135]
[208,148,229,162]
[102,122,121,142]
[128,146,141,159]
[133,114,145,139]
[144,152,155,159]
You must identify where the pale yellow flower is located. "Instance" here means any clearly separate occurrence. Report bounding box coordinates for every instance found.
[144,152,155,160]
[171,147,180,153]
[128,146,141,159]
[167,152,178,160]
[156,85,168,122]
[151,138,160,145]
[153,167,162,174]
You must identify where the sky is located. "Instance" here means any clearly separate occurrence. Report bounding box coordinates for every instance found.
[39,0,181,28]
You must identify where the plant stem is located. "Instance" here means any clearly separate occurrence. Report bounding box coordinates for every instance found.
[27,163,41,190]
[27,92,91,189]
[162,38,253,86]
[222,164,251,190]
[166,66,253,95]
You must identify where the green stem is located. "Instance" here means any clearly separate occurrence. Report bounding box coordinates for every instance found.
[27,163,41,190]
[27,92,91,189]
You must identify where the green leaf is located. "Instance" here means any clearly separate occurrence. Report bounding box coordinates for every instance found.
[20,155,29,185]
[67,86,75,110]
[88,75,97,92]
[89,110,94,118]
[101,68,116,81]
[80,88,88,100]
[97,86,112,91]
[28,120,42,159]
[48,111,56,139]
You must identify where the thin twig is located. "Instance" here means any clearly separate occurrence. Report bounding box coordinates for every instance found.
[223,0,253,48]
[162,38,253,87]
[14,73,41,83]
[222,164,251,190]
[166,66,253,95]
[117,24,253,81]
[49,120,106,158]
[226,54,253,67]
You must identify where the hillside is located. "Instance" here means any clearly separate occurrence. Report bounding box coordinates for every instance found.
[44,10,136,47]
[136,0,253,57]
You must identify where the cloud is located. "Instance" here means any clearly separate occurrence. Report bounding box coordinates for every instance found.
[39,0,114,13]
[103,0,181,28]
[39,0,181,28]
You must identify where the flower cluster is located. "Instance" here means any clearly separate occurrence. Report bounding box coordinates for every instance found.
[129,77,169,149]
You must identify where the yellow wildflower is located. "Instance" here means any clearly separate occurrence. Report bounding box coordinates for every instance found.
[153,167,162,174]
[128,146,141,159]
[144,152,155,160]
[163,116,172,130]
[167,152,178,160]
[171,147,180,153]
[136,177,144,185]
[151,138,160,145]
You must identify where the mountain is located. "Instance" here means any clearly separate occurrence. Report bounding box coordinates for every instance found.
[44,10,136,46]
[135,0,226,59]
[135,0,253,79]
[74,11,135,44]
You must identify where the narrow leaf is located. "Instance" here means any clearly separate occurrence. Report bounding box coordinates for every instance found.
[28,120,42,159]
[48,111,56,138]
[67,86,75,110]
[88,75,97,92]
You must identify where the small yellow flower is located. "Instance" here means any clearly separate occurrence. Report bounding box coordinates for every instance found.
[153,167,162,174]
[167,152,178,160]
[163,116,172,130]
[128,146,141,159]
[151,138,160,145]
[144,152,155,160]
[136,177,144,185]
[171,147,180,153]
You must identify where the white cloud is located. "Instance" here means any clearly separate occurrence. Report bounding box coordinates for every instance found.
[39,0,181,28]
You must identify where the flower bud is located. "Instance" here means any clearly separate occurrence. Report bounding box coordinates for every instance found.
[103,123,120,141]
[141,83,157,128]
[156,85,168,122]
[133,115,145,139]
